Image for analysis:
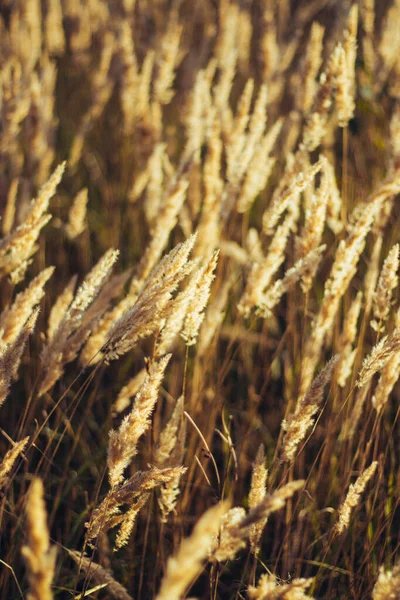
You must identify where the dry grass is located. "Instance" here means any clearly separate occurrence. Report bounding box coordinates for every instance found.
[0,1,399,598]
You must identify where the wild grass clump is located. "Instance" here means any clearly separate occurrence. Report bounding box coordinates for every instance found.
[0,1,399,598]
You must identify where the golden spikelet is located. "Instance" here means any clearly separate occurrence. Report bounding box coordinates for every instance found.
[372,564,400,600]
[103,235,197,361]
[335,461,378,535]
[282,357,337,463]
[371,243,399,332]
[0,308,39,407]
[0,436,29,489]
[21,478,57,600]
[357,328,400,388]
[0,162,65,283]
[65,188,88,239]
[212,507,247,562]
[262,158,322,237]
[39,249,119,395]
[108,355,171,488]
[154,396,185,522]
[86,466,185,542]
[181,250,219,346]
[303,21,325,113]
[249,444,268,555]
[155,501,229,600]
[0,266,53,344]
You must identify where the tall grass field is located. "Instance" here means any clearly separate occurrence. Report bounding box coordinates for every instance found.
[0,0,399,598]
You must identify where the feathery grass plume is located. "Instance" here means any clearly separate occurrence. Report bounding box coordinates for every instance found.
[372,308,400,411]
[256,245,326,319]
[86,467,185,542]
[181,250,219,346]
[112,368,147,415]
[344,6,358,88]
[194,113,223,258]
[361,0,375,75]
[67,269,131,364]
[336,43,354,128]
[337,6,358,127]
[39,249,119,395]
[79,288,137,366]
[67,550,133,600]
[108,355,171,488]
[220,83,269,219]
[371,243,399,332]
[0,162,65,283]
[302,44,341,151]
[44,0,65,56]
[281,357,337,463]
[212,507,246,562]
[154,12,183,105]
[184,65,215,161]
[372,350,400,413]
[248,573,315,600]
[239,213,297,316]
[214,3,238,129]
[155,264,202,356]
[357,328,400,388]
[21,478,57,600]
[365,236,383,315]
[260,0,278,82]
[154,396,185,521]
[295,157,329,290]
[114,493,150,551]
[322,157,343,235]
[118,20,138,133]
[103,235,197,361]
[335,461,378,535]
[303,21,325,113]
[249,444,268,555]
[136,177,189,283]
[135,49,155,122]
[262,157,322,237]
[46,275,77,341]
[0,308,39,407]
[2,179,18,236]
[337,291,363,387]
[155,501,229,600]
[372,564,400,600]
[0,436,29,489]
[236,138,276,214]
[65,188,88,239]
[226,79,254,184]
[0,266,53,344]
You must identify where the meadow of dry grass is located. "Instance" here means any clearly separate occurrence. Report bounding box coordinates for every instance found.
[0,0,399,598]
